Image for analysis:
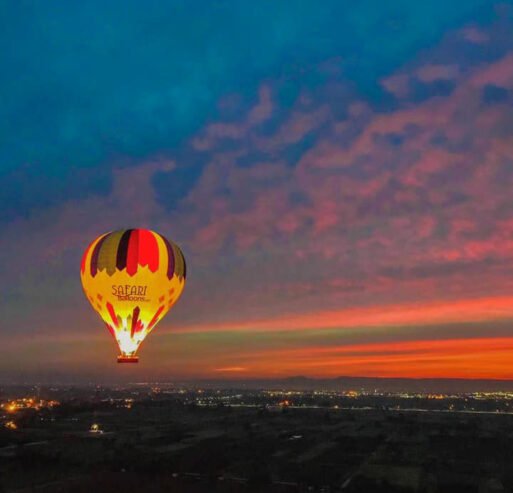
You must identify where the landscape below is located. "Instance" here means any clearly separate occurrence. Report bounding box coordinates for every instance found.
[1,381,513,492]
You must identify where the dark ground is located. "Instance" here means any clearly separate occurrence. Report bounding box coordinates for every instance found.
[1,388,513,492]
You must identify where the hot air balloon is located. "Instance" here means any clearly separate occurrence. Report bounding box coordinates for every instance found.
[80,229,186,363]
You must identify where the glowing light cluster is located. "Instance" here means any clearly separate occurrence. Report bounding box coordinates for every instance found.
[90,423,104,434]
[1,398,59,413]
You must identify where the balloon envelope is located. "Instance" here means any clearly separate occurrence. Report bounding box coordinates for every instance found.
[80,228,186,362]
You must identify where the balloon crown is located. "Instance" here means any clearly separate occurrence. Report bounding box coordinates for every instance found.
[81,228,186,280]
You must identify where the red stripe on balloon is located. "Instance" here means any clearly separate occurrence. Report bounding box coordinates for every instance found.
[105,324,116,338]
[126,229,140,276]
[147,305,164,331]
[138,230,159,272]
[130,307,140,338]
[106,302,119,328]
[81,240,94,274]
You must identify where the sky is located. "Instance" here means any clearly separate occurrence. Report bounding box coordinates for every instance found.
[2,1,513,382]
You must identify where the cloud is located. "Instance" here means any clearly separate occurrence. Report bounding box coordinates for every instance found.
[416,64,460,82]
[381,74,411,98]
[176,295,513,335]
[191,85,275,152]
[225,337,513,379]
[214,367,248,373]
[460,26,490,44]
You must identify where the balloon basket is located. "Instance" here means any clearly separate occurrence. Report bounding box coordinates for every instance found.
[117,356,139,363]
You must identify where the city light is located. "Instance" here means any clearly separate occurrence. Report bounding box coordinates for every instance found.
[90,423,103,434]
[1,397,60,413]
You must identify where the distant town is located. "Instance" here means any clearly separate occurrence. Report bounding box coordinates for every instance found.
[2,382,513,492]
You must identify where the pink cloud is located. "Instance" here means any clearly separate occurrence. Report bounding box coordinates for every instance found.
[192,84,274,151]
[461,26,489,44]
[247,85,273,125]
[256,104,331,151]
[171,47,513,329]
[470,52,513,87]
[381,73,410,98]
[416,64,460,83]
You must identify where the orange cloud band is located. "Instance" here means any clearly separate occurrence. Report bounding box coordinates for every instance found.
[177,295,513,334]
[218,337,513,379]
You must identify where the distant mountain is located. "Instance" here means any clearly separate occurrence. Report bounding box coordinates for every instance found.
[6,375,513,393]
[181,376,513,393]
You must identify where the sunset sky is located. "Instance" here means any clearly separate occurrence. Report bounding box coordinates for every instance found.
[2,1,513,382]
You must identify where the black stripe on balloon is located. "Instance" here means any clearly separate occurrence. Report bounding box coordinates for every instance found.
[116,229,133,271]
[90,233,110,277]
[159,234,175,280]
[181,249,187,279]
